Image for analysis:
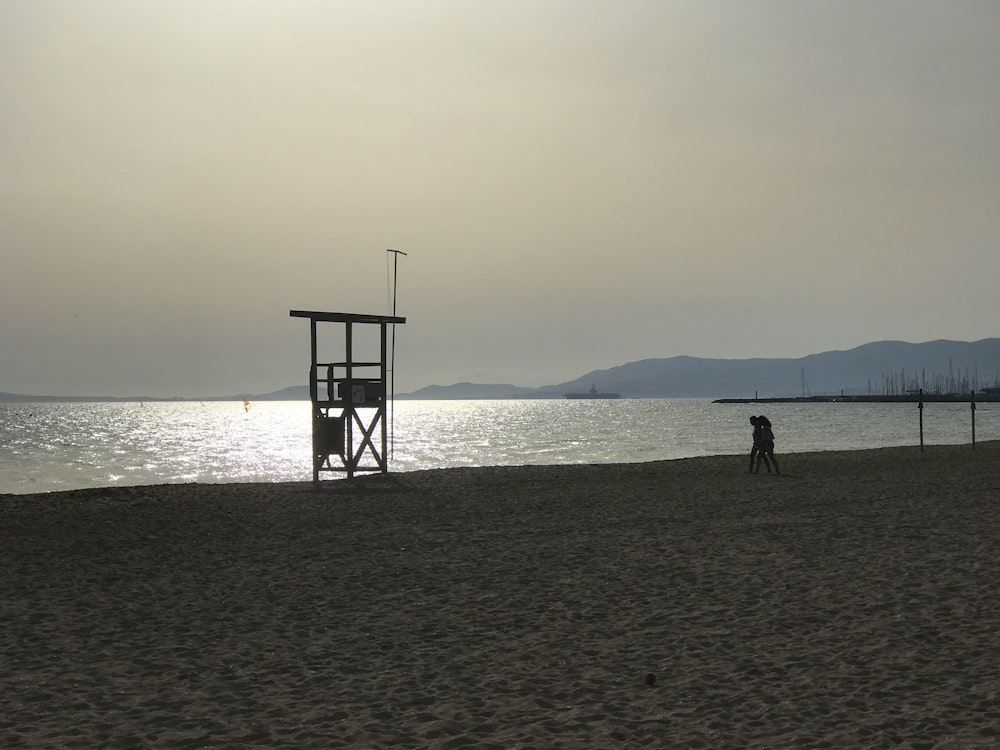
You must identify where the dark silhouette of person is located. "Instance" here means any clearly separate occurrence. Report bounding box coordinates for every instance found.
[749,416,771,474]
[754,415,779,474]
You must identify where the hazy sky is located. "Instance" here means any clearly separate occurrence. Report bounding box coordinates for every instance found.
[3,1,999,397]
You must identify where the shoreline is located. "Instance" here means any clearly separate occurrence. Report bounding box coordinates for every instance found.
[714,394,995,403]
[4,442,1000,747]
[3,438,994,498]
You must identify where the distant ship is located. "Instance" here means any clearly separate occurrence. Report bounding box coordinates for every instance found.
[564,384,621,399]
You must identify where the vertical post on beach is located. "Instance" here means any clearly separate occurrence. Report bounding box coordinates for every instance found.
[309,318,319,483]
[345,321,354,474]
[387,249,407,460]
[971,390,976,451]
[381,320,389,467]
[918,388,924,453]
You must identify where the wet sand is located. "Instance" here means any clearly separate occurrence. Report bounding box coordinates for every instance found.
[3,442,1000,748]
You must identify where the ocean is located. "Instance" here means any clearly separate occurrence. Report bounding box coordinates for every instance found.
[1,398,995,495]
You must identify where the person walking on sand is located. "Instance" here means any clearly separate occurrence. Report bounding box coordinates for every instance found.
[755,415,780,474]
[749,416,771,474]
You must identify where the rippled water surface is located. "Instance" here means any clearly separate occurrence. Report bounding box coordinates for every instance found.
[2,399,996,494]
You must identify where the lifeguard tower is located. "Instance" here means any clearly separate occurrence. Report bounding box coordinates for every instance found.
[289,310,406,481]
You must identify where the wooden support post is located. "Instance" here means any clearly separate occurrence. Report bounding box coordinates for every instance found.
[918,388,924,453]
[381,322,389,469]
[971,390,977,451]
[345,321,354,478]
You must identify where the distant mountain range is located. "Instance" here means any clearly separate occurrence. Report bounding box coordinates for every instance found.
[3,339,999,402]
[398,339,1000,399]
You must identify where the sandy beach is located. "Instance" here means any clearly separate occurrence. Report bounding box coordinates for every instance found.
[3,442,1000,748]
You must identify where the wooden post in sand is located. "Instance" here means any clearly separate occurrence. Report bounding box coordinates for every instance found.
[918,388,924,453]
[971,390,977,451]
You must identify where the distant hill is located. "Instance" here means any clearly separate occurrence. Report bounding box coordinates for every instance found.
[4,339,999,402]
[399,338,1000,399]
[397,382,539,400]
[247,386,309,401]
